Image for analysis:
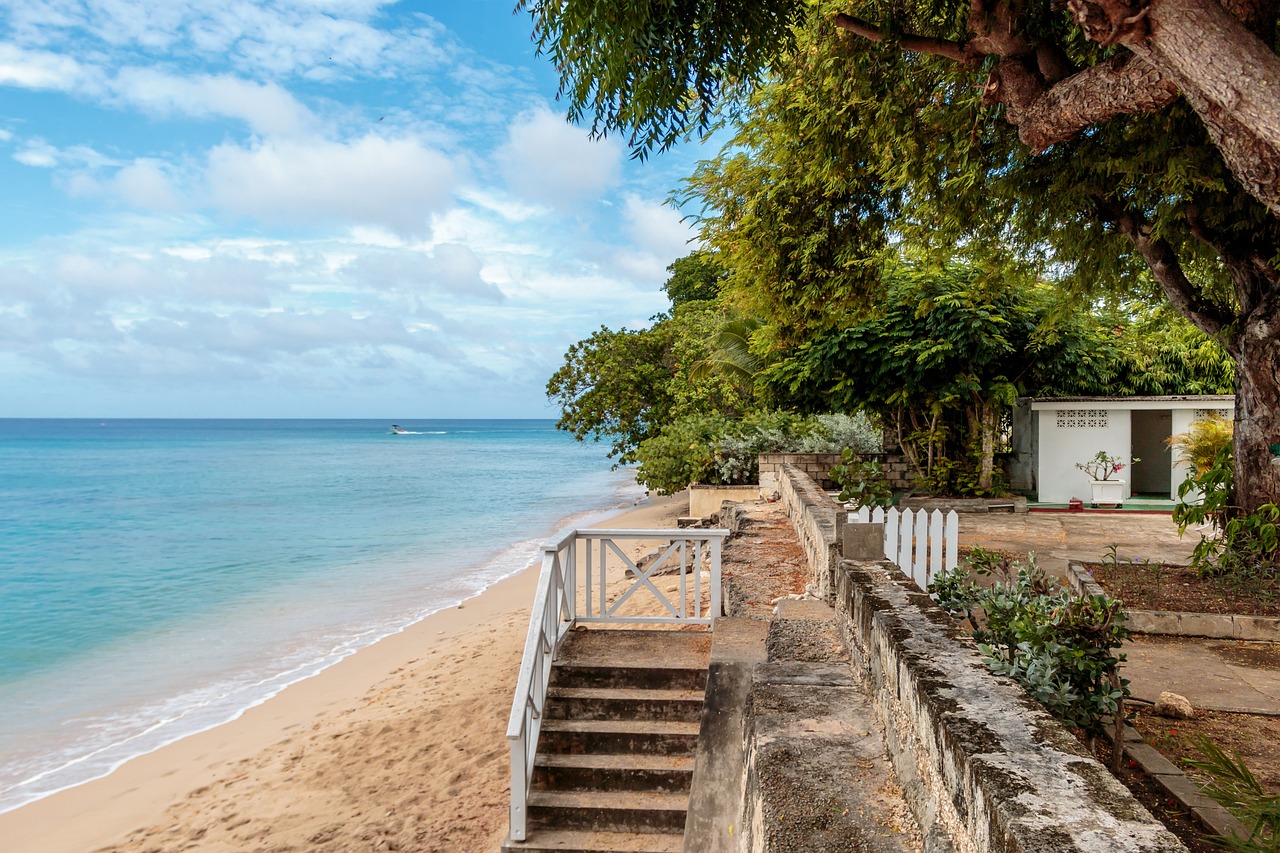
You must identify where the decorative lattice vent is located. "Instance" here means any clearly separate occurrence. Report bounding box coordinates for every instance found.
[1056,409,1108,429]
[1193,408,1230,421]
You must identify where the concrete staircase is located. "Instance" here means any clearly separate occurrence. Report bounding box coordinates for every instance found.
[503,630,711,853]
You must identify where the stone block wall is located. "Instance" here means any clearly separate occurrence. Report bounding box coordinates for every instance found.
[777,465,1187,852]
[774,463,843,600]
[759,452,915,495]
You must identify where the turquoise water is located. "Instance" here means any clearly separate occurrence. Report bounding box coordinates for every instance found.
[0,419,639,812]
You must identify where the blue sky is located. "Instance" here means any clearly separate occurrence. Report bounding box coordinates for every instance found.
[0,0,711,418]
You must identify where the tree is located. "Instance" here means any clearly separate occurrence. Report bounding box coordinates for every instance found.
[519,1,1280,512]
[519,0,1280,215]
[764,256,1048,494]
[763,256,1234,495]
[546,301,754,464]
[662,250,727,307]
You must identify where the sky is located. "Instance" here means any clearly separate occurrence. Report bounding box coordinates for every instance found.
[0,0,713,418]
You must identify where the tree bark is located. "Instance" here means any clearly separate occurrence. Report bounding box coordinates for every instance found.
[972,399,997,493]
[1233,319,1280,513]
[1115,0,1280,217]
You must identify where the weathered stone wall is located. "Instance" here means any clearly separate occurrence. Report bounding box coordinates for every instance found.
[774,463,843,600]
[776,465,1187,852]
[759,452,915,495]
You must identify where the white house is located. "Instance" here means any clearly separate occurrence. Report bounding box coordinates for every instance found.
[1010,396,1234,504]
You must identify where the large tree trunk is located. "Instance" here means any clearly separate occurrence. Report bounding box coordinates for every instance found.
[1233,321,1280,513]
[1124,0,1280,218]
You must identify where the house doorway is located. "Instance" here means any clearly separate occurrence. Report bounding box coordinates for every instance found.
[1131,410,1173,496]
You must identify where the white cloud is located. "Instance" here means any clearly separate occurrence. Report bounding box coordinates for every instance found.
[1,1,456,85]
[14,141,59,168]
[339,243,505,302]
[622,194,698,262]
[205,135,462,235]
[497,108,621,207]
[110,159,183,210]
[0,43,85,89]
[110,69,315,136]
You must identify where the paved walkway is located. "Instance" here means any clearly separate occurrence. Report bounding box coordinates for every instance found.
[955,511,1198,578]
[959,511,1280,715]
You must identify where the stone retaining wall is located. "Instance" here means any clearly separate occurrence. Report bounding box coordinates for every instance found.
[776,463,1187,852]
[759,452,914,495]
[775,463,843,600]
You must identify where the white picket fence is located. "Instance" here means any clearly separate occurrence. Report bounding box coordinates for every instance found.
[848,507,959,592]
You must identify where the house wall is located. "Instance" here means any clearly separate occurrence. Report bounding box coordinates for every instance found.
[1029,400,1233,503]
[1036,406,1133,504]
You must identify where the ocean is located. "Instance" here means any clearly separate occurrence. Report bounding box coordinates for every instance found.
[0,419,640,813]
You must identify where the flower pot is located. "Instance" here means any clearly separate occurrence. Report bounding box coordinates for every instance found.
[1089,479,1125,508]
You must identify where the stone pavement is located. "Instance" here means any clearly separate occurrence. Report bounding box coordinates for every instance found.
[955,510,1198,578]
[959,511,1280,715]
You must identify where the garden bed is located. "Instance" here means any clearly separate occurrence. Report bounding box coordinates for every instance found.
[1083,559,1280,619]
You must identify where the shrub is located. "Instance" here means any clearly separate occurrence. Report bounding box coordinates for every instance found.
[930,547,1130,769]
[632,411,881,495]
[1187,736,1280,851]
[1171,427,1280,580]
[829,449,893,508]
[1169,414,1233,477]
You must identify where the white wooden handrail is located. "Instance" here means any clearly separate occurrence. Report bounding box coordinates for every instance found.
[505,527,728,842]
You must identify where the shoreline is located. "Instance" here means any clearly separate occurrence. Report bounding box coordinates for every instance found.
[0,490,686,853]
[0,482,647,817]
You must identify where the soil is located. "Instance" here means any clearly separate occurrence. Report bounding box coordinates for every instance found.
[1127,705,1280,794]
[719,506,811,617]
[1084,560,1280,618]
[1094,737,1222,853]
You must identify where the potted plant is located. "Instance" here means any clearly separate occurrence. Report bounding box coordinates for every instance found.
[1075,451,1136,507]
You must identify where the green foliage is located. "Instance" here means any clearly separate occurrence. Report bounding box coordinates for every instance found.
[1186,736,1280,851]
[662,250,727,307]
[528,0,1277,509]
[1169,414,1234,477]
[546,302,753,464]
[632,410,880,494]
[1030,305,1235,399]
[517,0,805,156]
[829,449,893,508]
[760,254,1043,495]
[1172,438,1280,581]
[930,548,1130,754]
[628,412,729,495]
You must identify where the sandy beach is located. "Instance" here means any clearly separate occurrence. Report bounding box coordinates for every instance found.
[0,492,690,853]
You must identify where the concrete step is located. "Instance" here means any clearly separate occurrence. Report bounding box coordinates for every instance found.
[534,753,694,794]
[545,686,706,722]
[529,790,689,834]
[538,719,700,756]
[503,828,684,852]
[549,663,707,692]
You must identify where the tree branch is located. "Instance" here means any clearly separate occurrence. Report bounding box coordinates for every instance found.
[832,14,978,64]
[1005,54,1178,151]
[1098,199,1237,343]
[833,12,1177,154]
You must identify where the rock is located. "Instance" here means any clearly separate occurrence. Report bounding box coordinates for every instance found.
[1154,691,1195,719]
